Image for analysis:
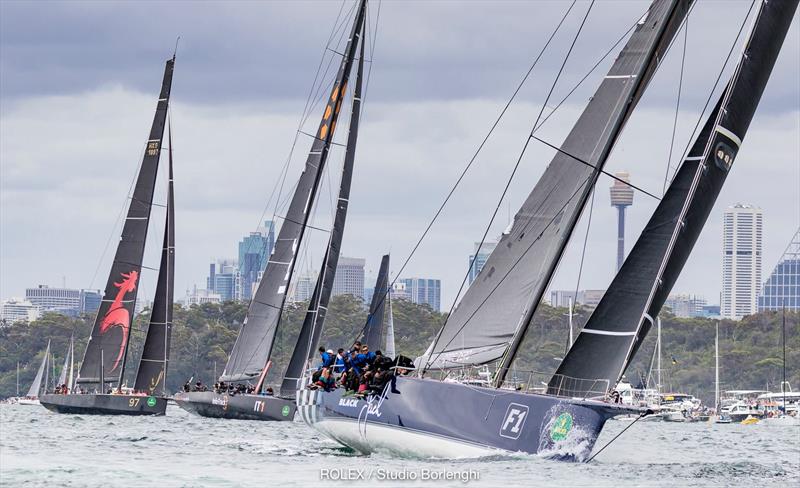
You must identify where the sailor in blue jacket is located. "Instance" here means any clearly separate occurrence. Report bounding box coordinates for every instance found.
[317,347,335,371]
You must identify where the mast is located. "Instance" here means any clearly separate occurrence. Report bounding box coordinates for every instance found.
[134,120,175,397]
[385,287,396,359]
[657,317,662,392]
[551,0,799,397]
[16,362,19,397]
[279,25,366,397]
[221,0,367,384]
[492,0,690,387]
[782,304,786,414]
[68,335,74,392]
[715,321,719,414]
[77,56,175,388]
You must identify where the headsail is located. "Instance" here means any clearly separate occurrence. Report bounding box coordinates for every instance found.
[279,31,366,397]
[134,122,176,396]
[385,287,396,358]
[420,0,690,378]
[27,340,50,398]
[77,57,175,386]
[362,254,390,352]
[221,0,367,383]
[550,0,799,398]
[57,336,72,387]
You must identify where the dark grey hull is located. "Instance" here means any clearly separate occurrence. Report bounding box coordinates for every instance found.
[173,391,296,421]
[297,376,640,461]
[40,394,167,416]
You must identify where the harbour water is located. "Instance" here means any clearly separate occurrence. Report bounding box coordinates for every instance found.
[1,404,797,487]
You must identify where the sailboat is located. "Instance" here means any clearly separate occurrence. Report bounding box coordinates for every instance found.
[19,340,51,406]
[761,307,800,426]
[175,0,368,421]
[40,55,176,416]
[298,0,797,460]
[55,335,75,393]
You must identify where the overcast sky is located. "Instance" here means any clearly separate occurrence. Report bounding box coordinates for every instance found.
[1,0,798,311]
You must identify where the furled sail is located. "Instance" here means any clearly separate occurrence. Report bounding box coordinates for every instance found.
[134,123,175,396]
[77,57,175,386]
[26,340,50,398]
[550,0,799,398]
[362,254,390,352]
[221,0,367,383]
[420,0,690,375]
[279,32,366,397]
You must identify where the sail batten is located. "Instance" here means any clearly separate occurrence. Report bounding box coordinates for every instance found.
[222,0,367,384]
[279,28,366,397]
[420,0,690,378]
[550,0,799,397]
[77,57,175,386]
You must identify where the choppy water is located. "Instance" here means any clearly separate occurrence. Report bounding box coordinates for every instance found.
[1,404,797,487]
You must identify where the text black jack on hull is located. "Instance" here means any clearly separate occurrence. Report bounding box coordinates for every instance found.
[174,391,296,421]
[297,376,640,461]
[40,394,167,416]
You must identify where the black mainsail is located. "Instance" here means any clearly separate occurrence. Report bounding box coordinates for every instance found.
[221,0,367,384]
[77,57,175,387]
[550,0,799,398]
[133,123,175,396]
[362,254,390,352]
[419,0,690,381]
[279,32,366,397]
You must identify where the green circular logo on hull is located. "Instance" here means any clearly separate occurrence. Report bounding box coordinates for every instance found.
[147,397,157,407]
[550,412,573,441]
[281,405,291,417]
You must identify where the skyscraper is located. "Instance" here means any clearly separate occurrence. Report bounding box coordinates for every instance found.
[400,277,442,312]
[237,220,275,301]
[610,171,634,272]
[721,203,763,320]
[25,285,81,316]
[332,257,366,299]
[468,241,498,285]
[759,227,799,312]
[208,258,238,302]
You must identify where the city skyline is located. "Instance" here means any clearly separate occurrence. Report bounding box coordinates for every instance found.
[1,2,798,313]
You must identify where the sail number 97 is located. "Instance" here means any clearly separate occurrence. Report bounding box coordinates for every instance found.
[129,398,140,407]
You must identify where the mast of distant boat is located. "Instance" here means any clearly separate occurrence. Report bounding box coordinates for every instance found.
[715,320,719,416]
[782,304,786,415]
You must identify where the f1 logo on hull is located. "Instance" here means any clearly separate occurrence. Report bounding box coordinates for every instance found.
[500,403,529,439]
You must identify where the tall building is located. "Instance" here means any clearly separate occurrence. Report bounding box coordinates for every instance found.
[26,285,80,315]
[664,294,707,318]
[208,258,238,301]
[550,290,577,308]
[759,227,800,311]
[80,290,102,315]
[1,298,40,325]
[391,282,411,301]
[610,171,634,272]
[468,241,498,285]
[400,277,442,312]
[548,289,605,308]
[721,203,763,320]
[332,257,365,299]
[292,274,315,303]
[238,221,275,301]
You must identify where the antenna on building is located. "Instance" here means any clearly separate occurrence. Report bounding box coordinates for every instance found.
[610,171,634,272]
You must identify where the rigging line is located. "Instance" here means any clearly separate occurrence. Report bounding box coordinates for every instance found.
[88,140,150,290]
[534,0,698,135]
[531,135,661,201]
[430,0,595,366]
[566,188,595,355]
[531,0,595,132]
[586,410,651,463]
[352,0,579,347]
[663,15,688,195]
[238,2,355,272]
[669,0,757,184]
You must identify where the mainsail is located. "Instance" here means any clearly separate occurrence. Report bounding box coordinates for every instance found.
[26,340,50,398]
[550,0,799,397]
[134,123,176,396]
[362,254,390,352]
[420,0,690,377]
[221,0,367,383]
[279,32,366,397]
[77,57,175,386]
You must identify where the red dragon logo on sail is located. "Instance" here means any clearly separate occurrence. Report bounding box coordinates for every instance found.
[99,270,138,372]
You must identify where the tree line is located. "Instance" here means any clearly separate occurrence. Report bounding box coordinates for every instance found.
[0,296,795,406]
